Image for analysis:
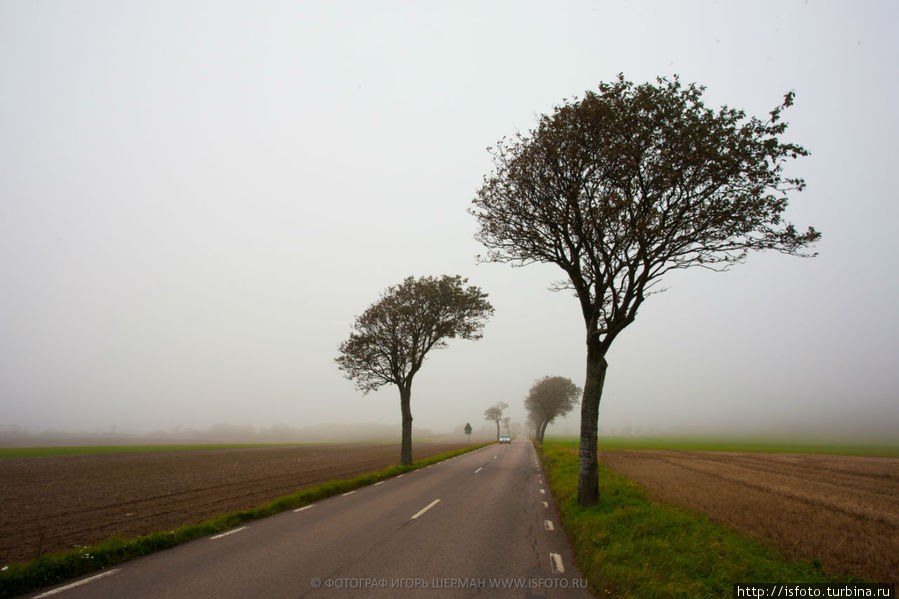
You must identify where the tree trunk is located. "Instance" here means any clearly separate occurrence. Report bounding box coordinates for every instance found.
[538,419,548,443]
[495,420,500,440]
[577,340,608,507]
[399,384,413,465]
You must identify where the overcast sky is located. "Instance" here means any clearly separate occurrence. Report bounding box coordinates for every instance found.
[1,0,896,441]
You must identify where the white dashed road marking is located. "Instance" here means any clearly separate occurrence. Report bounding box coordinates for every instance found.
[474,467,483,474]
[550,552,565,574]
[544,520,555,531]
[410,499,441,520]
[33,569,120,598]
[342,491,356,496]
[293,505,315,513]
[210,527,247,540]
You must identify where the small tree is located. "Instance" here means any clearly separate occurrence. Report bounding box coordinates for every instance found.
[471,75,819,506]
[525,376,581,443]
[483,401,509,441]
[464,422,472,442]
[336,275,493,465]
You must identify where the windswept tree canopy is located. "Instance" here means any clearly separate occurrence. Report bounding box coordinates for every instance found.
[336,275,494,394]
[525,376,581,443]
[471,75,819,354]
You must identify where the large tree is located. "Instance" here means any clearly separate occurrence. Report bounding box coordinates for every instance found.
[471,75,819,506]
[336,275,493,464]
[525,376,581,443]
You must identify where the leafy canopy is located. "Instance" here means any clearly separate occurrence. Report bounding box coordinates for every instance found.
[525,376,582,425]
[336,275,493,393]
[484,401,509,423]
[471,75,819,352]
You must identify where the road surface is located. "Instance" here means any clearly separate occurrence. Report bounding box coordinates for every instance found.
[28,440,592,598]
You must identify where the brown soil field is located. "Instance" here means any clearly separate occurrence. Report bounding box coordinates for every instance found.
[0,442,468,565]
[600,450,899,583]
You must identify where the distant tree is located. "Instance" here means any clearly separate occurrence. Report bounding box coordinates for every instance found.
[464,422,472,442]
[336,275,493,465]
[471,75,819,506]
[525,376,581,443]
[501,416,512,436]
[483,401,509,441]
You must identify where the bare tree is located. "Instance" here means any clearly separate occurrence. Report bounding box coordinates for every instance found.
[483,401,509,441]
[336,275,493,465]
[471,75,819,506]
[525,376,581,443]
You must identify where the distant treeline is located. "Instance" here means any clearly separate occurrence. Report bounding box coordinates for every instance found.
[0,422,494,447]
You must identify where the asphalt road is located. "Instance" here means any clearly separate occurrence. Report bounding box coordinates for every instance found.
[28,440,592,598]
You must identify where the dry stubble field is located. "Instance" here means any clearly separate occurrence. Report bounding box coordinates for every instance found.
[0,442,467,566]
[600,450,899,583]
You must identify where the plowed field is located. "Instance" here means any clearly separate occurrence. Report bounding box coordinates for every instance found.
[601,450,899,583]
[0,442,467,565]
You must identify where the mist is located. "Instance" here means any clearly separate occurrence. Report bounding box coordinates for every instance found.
[1,1,896,446]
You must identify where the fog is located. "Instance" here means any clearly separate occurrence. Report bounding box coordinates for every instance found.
[1,1,896,444]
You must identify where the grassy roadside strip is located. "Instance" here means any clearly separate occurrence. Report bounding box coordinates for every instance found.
[0,442,492,598]
[536,442,861,598]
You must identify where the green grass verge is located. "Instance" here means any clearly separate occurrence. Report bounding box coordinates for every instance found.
[536,441,862,598]
[545,435,899,457]
[0,442,492,598]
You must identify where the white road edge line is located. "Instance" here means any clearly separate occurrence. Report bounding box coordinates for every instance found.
[474,467,483,474]
[33,569,120,598]
[210,526,247,540]
[539,488,546,495]
[542,501,549,508]
[374,481,385,486]
[550,552,565,574]
[544,520,555,531]
[342,491,356,496]
[410,499,441,520]
[294,505,315,512]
